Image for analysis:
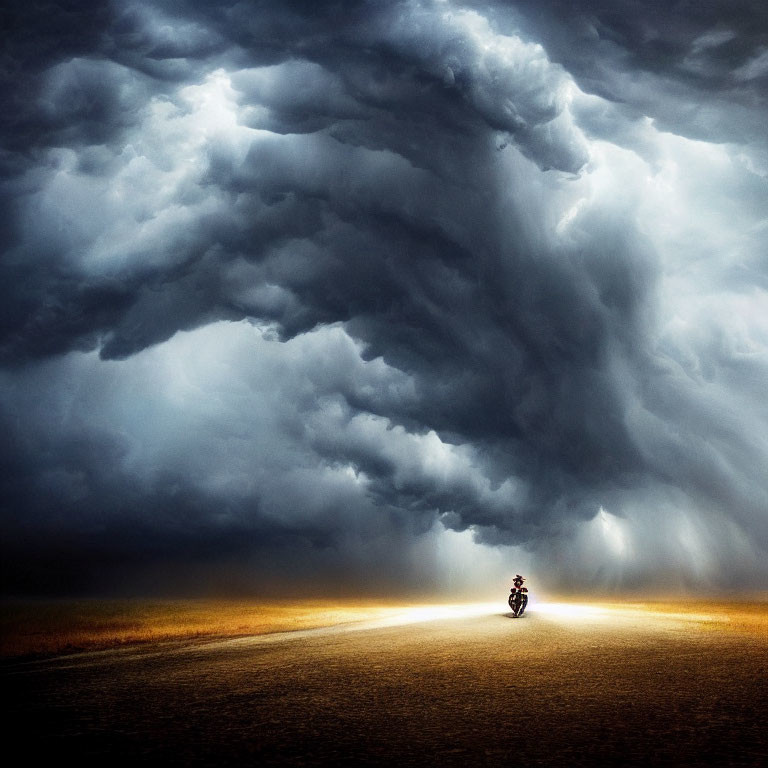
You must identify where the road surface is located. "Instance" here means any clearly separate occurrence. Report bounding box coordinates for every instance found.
[5,604,767,766]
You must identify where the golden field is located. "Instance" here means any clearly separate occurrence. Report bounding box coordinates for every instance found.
[5,598,768,766]
[0,598,408,658]
[2,596,766,659]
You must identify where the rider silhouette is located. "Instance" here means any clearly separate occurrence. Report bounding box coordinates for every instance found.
[509,574,528,616]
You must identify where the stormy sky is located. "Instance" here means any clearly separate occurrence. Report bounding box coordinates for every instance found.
[2,0,767,597]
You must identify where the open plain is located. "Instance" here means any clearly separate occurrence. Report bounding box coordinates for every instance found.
[4,601,767,767]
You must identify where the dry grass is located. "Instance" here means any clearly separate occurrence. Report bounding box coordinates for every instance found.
[635,599,768,635]
[553,598,768,637]
[3,596,766,660]
[0,598,411,659]
[7,598,767,766]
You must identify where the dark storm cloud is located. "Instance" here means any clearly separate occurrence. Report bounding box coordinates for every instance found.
[488,0,768,148]
[1,0,767,594]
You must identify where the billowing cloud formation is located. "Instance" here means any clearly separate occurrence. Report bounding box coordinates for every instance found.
[1,0,767,595]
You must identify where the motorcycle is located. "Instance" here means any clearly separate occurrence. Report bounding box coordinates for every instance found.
[508,576,528,617]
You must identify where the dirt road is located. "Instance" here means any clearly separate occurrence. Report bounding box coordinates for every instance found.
[5,604,767,766]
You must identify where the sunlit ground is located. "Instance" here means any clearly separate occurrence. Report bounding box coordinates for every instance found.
[0,598,410,658]
[532,598,768,633]
[3,596,767,658]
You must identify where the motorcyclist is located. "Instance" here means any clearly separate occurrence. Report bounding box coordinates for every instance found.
[508,574,528,617]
